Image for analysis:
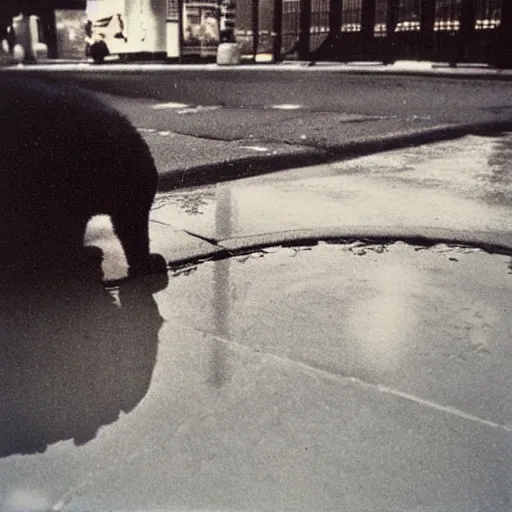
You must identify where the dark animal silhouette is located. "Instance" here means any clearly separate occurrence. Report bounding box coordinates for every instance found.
[0,76,165,277]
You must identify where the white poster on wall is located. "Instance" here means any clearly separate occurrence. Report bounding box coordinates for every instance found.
[86,0,127,55]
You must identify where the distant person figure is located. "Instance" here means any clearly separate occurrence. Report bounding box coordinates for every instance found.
[89,32,109,64]
[84,18,109,64]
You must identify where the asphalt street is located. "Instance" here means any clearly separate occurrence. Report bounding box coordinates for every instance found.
[2,64,512,188]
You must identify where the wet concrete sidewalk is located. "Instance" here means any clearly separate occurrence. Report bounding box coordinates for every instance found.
[1,133,512,511]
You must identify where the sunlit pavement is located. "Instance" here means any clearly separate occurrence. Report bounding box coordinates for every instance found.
[1,134,512,511]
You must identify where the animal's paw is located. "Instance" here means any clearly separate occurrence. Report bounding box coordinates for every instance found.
[80,246,104,269]
[128,253,167,278]
[125,254,168,293]
[62,246,105,281]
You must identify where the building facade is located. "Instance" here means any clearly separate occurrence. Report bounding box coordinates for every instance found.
[2,0,510,66]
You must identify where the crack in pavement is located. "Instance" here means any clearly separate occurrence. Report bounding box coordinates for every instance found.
[181,229,220,246]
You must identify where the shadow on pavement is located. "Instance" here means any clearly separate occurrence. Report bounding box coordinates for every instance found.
[0,247,168,458]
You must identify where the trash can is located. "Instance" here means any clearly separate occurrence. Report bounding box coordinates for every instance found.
[216,42,240,66]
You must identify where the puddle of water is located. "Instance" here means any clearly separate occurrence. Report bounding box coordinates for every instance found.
[154,241,512,430]
[2,242,511,511]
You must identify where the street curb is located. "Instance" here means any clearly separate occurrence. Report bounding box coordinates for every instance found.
[217,227,512,256]
[163,226,512,272]
[156,119,512,191]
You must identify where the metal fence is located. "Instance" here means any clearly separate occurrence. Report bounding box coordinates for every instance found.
[237,0,512,67]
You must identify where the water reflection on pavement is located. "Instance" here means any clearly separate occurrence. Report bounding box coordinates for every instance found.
[0,249,168,458]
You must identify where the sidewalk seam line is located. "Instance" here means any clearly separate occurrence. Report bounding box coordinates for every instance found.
[212,333,512,433]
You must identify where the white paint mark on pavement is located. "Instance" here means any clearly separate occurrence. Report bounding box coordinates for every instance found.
[152,102,190,110]
[240,145,270,152]
[178,105,222,114]
[137,128,176,137]
[272,104,302,110]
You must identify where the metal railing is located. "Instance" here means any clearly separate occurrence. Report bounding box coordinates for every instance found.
[237,0,512,67]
